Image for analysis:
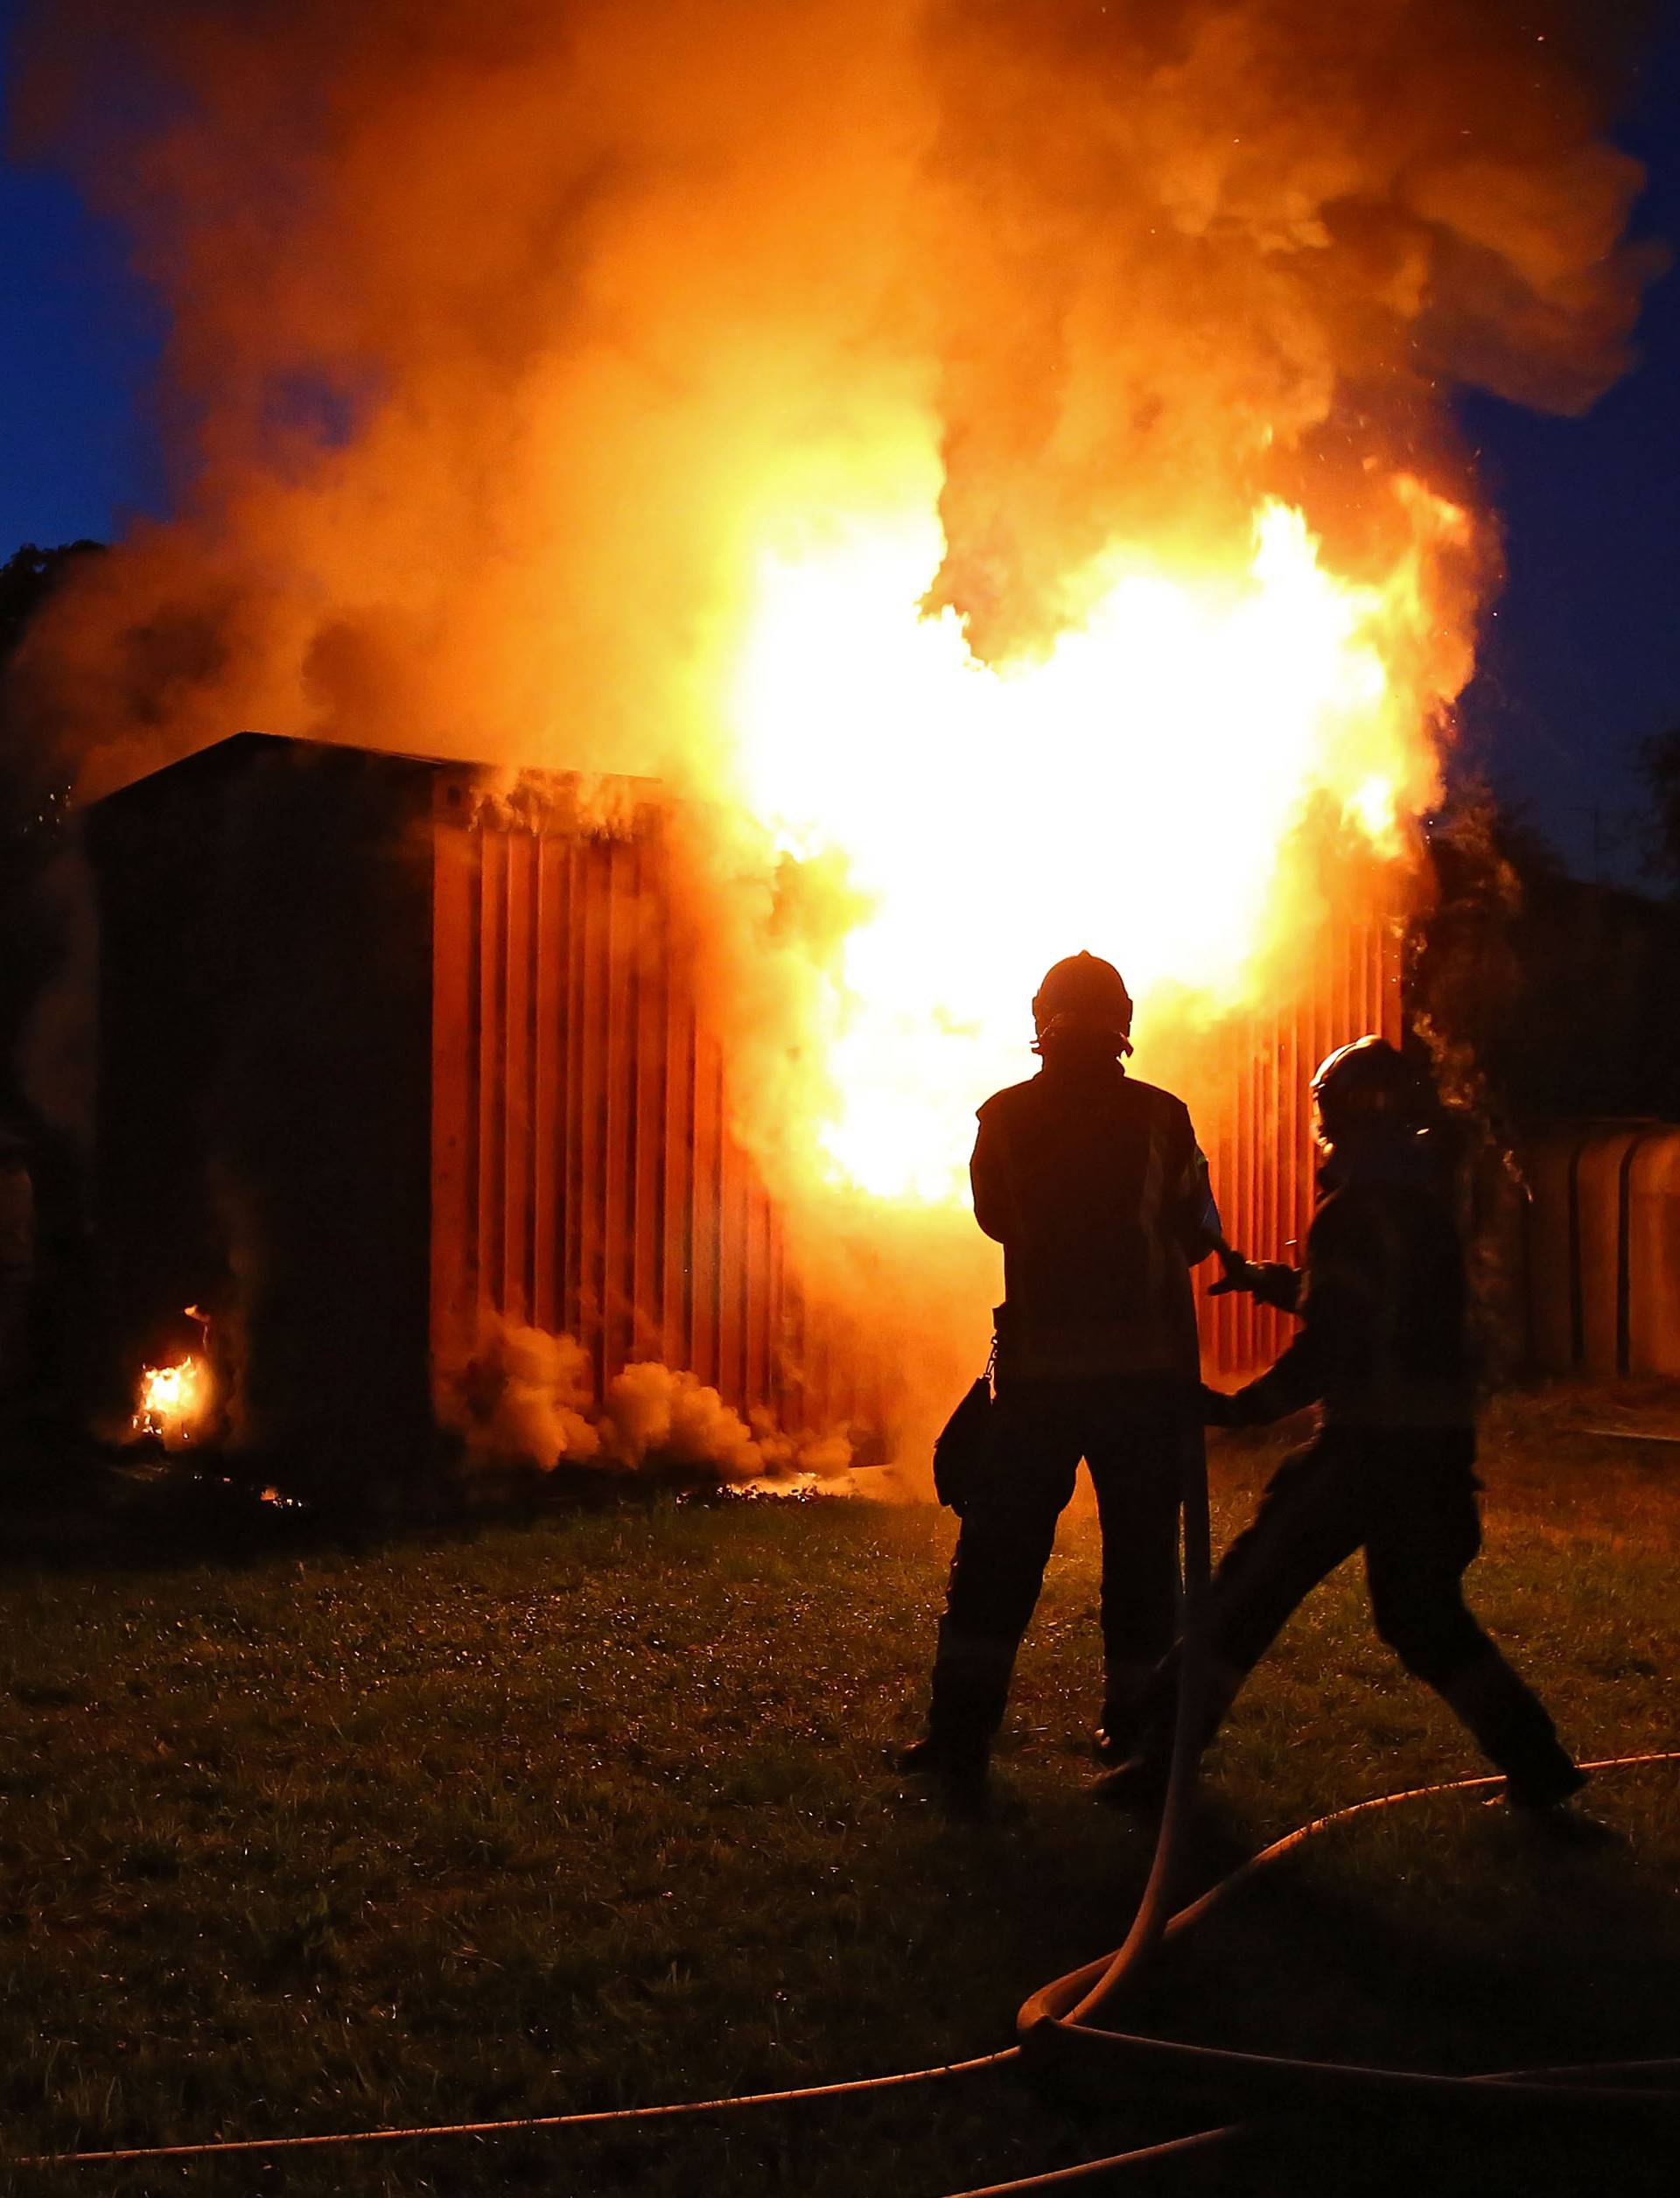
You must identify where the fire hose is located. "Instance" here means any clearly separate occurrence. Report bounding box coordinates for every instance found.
[1012,1421,1680,2162]
[9,1419,1679,2188]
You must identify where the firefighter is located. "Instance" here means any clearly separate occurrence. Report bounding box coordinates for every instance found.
[1095,1037,1586,1817]
[898,952,1222,1804]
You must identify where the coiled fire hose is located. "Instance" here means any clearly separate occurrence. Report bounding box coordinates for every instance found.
[10,1418,1678,2189]
[1013,1421,1680,2163]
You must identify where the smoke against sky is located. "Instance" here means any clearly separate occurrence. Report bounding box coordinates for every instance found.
[1455,10,1680,875]
[4,0,1657,797]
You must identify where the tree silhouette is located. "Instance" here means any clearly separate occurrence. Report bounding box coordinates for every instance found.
[1413,777,1680,1124]
[0,540,105,1093]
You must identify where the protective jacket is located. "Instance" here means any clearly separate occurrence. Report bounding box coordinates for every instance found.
[1228,1151,1474,1431]
[1158,1146,1580,1812]
[971,1057,1219,1383]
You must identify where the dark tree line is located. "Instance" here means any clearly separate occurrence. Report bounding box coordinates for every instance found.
[1412,768,1680,1127]
[2,543,106,1418]
[0,541,102,1104]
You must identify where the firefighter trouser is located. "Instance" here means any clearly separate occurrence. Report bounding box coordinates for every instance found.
[928,1376,1194,1755]
[1173,1427,1578,1805]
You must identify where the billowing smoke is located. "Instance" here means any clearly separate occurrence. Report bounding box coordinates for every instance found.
[9,0,1653,788]
[4,1,1660,1478]
[461,1322,602,1473]
[918,0,1658,651]
[461,1318,856,1487]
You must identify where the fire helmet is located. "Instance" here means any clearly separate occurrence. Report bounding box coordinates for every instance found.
[1311,1037,1428,1152]
[1032,952,1135,1057]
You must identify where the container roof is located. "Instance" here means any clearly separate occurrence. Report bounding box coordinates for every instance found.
[88,731,465,812]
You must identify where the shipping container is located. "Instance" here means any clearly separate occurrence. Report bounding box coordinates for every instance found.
[1522,1126,1580,1376]
[88,732,1405,1480]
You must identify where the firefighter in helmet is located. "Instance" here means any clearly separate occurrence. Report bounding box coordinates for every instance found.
[1096,1037,1586,1816]
[898,952,1222,1803]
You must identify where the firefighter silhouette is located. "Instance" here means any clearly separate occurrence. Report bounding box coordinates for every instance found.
[900,953,1222,1802]
[1096,1038,1586,1816]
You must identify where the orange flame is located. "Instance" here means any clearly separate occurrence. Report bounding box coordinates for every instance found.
[722,480,1468,1207]
[133,1355,212,1447]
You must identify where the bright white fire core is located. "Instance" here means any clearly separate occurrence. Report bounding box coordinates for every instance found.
[727,494,1452,1205]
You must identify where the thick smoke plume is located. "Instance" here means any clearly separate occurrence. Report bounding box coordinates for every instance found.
[4,0,1660,1474]
[10,0,1653,786]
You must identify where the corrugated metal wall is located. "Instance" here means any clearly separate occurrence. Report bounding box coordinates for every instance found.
[1193,902,1404,1373]
[430,774,1403,1408]
[430,780,876,1436]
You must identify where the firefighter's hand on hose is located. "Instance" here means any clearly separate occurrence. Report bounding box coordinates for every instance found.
[1210,1245,1301,1315]
[1207,1240,1254,1297]
[1248,1262,1302,1312]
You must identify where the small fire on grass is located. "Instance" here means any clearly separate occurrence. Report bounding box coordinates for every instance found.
[132,1307,214,1447]
[133,1357,210,1446]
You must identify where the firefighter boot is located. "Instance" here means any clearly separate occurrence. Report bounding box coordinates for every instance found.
[1091,1655,1247,1809]
[1088,1749,1173,1815]
[1437,1649,1587,1812]
[1094,1658,1153,1766]
[895,1632,1012,1810]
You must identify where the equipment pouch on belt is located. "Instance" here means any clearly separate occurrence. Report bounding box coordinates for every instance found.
[933,1334,998,1516]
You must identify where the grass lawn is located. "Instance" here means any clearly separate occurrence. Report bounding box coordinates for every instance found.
[1,1391,1676,2196]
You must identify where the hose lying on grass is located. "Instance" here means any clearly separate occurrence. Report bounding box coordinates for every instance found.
[1016,1415,1680,2152]
[9,1413,1677,2188]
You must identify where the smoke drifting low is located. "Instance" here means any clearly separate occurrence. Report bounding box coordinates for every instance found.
[461,1320,856,1488]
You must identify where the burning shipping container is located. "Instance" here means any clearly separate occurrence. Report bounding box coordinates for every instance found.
[88,729,1399,1486]
[88,732,892,1481]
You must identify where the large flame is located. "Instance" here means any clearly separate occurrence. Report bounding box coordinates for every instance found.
[724,481,1466,1205]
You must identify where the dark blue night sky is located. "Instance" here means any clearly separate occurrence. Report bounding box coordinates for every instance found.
[1455,9,1680,879]
[2,2,1676,879]
[0,1,167,542]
